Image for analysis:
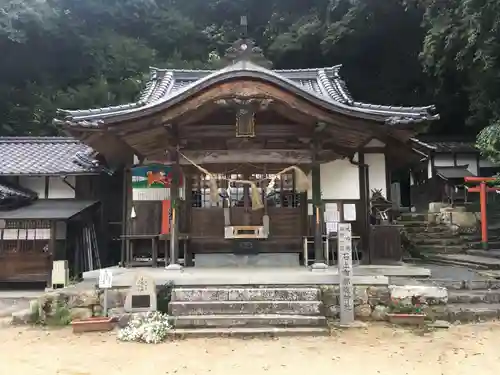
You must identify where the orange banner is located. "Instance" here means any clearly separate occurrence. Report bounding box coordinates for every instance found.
[161,200,171,235]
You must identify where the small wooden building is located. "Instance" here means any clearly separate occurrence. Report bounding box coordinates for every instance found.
[0,137,122,284]
[408,139,500,211]
[56,38,439,268]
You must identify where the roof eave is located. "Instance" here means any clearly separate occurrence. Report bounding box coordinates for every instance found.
[0,171,101,177]
[62,69,436,126]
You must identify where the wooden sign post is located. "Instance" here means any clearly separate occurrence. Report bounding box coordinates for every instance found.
[338,223,355,325]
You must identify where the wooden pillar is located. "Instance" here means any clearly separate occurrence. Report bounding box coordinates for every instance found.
[184,172,193,266]
[311,162,325,264]
[47,220,57,288]
[120,167,130,267]
[358,153,370,264]
[243,171,251,225]
[167,147,181,268]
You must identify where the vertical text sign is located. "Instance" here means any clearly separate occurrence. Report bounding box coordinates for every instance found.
[338,223,355,324]
[98,269,113,289]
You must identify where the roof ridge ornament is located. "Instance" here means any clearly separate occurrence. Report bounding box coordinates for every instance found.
[220,16,273,69]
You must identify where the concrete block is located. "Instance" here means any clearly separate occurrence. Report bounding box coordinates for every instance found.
[429,202,450,213]
[11,308,34,325]
[195,254,300,267]
[389,285,448,304]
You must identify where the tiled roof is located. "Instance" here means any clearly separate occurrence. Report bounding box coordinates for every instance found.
[0,137,102,175]
[410,139,477,153]
[427,141,477,153]
[0,179,38,210]
[0,199,98,219]
[436,165,475,179]
[56,62,439,127]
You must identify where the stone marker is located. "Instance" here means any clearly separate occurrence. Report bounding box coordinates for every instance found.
[338,223,355,326]
[124,273,157,313]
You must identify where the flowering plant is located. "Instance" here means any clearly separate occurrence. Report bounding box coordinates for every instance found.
[117,312,172,344]
[388,296,425,314]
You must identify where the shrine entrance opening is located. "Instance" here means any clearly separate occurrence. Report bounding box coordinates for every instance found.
[188,168,307,264]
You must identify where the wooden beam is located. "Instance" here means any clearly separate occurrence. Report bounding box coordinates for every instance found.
[173,149,314,164]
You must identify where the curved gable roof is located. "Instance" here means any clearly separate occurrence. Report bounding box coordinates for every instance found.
[57,61,438,128]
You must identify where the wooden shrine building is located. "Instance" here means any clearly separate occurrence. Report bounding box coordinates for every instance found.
[0,137,121,284]
[56,37,439,268]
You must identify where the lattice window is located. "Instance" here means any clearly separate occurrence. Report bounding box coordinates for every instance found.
[252,173,302,208]
[0,219,51,254]
[191,173,236,208]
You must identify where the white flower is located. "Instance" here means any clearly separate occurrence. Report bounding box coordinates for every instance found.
[117,312,171,344]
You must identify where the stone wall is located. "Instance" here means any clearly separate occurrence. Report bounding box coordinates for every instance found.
[12,286,163,326]
[12,287,102,325]
[320,284,448,321]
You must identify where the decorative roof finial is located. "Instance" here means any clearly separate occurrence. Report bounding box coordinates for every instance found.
[219,15,273,69]
[240,16,248,40]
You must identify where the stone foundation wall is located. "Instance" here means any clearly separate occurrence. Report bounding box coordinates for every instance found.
[320,285,448,321]
[12,283,470,326]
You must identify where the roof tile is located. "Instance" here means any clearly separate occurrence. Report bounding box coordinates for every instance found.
[0,137,100,175]
[56,63,438,126]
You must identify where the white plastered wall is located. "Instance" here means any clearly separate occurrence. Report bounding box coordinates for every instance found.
[18,176,76,199]
[307,156,361,214]
[365,153,387,198]
[430,153,479,175]
[456,153,478,175]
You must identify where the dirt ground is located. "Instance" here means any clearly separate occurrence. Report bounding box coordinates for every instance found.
[0,321,499,375]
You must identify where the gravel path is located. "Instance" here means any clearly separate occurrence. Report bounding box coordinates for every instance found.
[0,323,499,375]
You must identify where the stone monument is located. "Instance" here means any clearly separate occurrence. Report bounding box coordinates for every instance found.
[124,273,157,313]
[338,223,355,325]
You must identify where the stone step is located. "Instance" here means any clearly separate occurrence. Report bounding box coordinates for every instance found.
[169,300,322,316]
[427,253,500,269]
[173,314,326,328]
[466,249,500,259]
[171,287,320,302]
[416,245,466,254]
[420,279,500,290]
[170,326,330,338]
[410,232,459,239]
[412,238,464,246]
[469,241,500,249]
[398,214,429,222]
[448,290,500,304]
[402,226,451,234]
[397,220,430,227]
[446,303,500,322]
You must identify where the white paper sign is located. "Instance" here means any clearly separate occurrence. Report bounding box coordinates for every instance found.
[98,269,113,289]
[343,203,357,221]
[338,223,354,325]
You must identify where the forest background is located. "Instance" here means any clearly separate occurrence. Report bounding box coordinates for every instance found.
[2,0,500,153]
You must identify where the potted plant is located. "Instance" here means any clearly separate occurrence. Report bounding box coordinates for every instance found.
[70,304,117,334]
[71,316,116,333]
[387,296,426,326]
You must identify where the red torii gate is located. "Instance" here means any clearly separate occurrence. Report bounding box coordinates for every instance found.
[464,176,500,249]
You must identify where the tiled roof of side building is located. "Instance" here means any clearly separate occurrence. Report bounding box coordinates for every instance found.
[0,179,38,210]
[0,137,104,175]
[56,63,439,127]
[410,139,477,153]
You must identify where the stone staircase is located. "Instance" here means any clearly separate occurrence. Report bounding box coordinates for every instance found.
[409,202,500,270]
[431,280,500,322]
[168,287,329,337]
[399,213,468,255]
